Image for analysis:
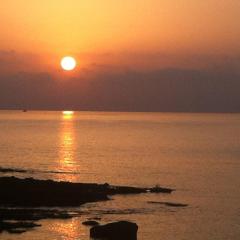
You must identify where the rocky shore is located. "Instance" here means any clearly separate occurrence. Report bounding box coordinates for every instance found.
[0,176,173,207]
[0,176,173,235]
[0,208,74,234]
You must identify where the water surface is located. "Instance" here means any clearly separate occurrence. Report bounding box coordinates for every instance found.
[0,111,240,240]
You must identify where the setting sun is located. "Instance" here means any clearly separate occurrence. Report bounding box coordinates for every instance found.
[62,111,74,115]
[62,111,74,120]
[61,57,76,71]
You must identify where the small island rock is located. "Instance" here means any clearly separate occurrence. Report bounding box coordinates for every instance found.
[90,221,138,240]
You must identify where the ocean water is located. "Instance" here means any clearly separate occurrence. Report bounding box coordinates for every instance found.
[0,111,240,240]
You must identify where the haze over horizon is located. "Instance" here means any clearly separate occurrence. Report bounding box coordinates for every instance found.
[1,1,240,112]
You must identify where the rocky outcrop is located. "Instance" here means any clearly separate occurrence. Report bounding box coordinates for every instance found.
[0,177,173,207]
[90,221,138,239]
[0,177,109,207]
[0,176,174,235]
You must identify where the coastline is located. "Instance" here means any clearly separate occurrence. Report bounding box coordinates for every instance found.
[0,176,173,234]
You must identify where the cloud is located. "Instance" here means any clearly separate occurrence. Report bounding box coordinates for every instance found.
[0,66,239,112]
[0,50,45,73]
[78,51,240,73]
[0,50,240,112]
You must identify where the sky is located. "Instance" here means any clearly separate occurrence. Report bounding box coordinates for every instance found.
[0,0,240,112]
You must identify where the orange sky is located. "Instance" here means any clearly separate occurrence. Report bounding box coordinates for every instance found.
[1,0,240,73]
[0,1,240,112]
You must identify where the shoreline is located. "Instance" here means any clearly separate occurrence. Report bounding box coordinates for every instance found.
[0,176,173,234]
[0,176,173,207]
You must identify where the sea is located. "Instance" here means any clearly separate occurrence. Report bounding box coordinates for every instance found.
[0,110,240,240]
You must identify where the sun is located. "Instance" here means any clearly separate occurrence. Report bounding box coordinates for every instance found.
[62,111,74,119]
[61,56,76,71]
[62,111,74,115]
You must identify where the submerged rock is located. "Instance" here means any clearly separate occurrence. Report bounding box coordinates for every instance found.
[0,208,77,234]
[82,220,99,226]
[88,217,102,221]
[148,201,188,207]
[149,186,173,193]
[0,221,41,234]
[0,208,74,221]
[0,167,27,173]
[90,221,138,240]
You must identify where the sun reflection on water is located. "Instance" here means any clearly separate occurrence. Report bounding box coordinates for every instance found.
[58,112,77,181]
[50,218,88,240]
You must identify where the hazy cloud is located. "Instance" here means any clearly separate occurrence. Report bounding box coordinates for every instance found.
[0,50,51,74]
[0,66,239,112]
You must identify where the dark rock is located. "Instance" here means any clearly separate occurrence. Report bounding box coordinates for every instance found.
[0,177,109,207]
[108,185,173,195]
[0,208,74,221]
[0,177,174,235]
[82,220,99,226]
[0,208,78,234]
[148,201,188,207]
[0,167,27,173]
[90,221,138,240]
[0,221,41,234]
[149,186,174,193]
[7,229,27,234]
[0,177,173,207]
[88,217,102,221]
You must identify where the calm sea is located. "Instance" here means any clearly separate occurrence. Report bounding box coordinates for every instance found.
[0,111,240,240]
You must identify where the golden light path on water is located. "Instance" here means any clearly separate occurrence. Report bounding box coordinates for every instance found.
[58,111,77,182]
[49,218,87,240]
[53,111,87,238]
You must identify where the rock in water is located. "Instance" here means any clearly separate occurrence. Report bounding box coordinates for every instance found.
[82,220,99,226]
[148,201,188,207]
[90,221,138,240]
